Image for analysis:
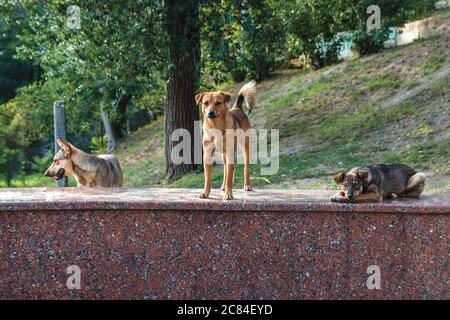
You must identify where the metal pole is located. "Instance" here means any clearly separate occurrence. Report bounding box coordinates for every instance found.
[53,101,68,187]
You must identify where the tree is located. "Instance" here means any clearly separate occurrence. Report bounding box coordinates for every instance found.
[164,0,201,181]
[13,0,166,149]
[282,0,355,69]
[0,99,42,185]
[0,3,39,104]
[200,0,285,84]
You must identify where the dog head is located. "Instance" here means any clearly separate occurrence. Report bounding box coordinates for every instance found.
[195,91,231,119]
[44,137,75,180]
[333,170,368,200]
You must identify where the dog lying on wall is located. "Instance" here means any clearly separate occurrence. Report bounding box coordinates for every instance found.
[45,137,123,187]
[331,163,425,202]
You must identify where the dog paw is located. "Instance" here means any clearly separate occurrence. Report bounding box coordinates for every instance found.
[388,193,398,199]
[219,184,225,191]
[223,191,234,200]
[243,185,253,191]
[331,195,348,203]
[198,192,210,199]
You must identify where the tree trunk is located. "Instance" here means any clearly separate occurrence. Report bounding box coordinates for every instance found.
[6,154,12,187]
[112,93,131,139]
[164,0,201,182]
[53,101,68,187]
[99,94,117,153]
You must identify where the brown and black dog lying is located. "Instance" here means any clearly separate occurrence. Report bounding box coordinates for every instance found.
[331,164,425,202]
[195,81,256,200]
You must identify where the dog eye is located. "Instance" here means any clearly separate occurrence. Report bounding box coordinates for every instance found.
[215,101,221,106]
[204,102,209,106]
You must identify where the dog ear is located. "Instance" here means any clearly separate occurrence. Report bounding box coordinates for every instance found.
[356,170,369,182]
[195,93,205,106]
[333,173,346,184]
[56,137,72,156]
[219,91,231,103]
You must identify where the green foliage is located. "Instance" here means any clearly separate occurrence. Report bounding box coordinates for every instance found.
[352,28,390,56]
[90,135,108,153]
[201,0,285,83]
[240,0,286,80]
[0,98,43,185]
[0,0,167,182]
[11,0,167,143]
[0,100,41,148]
[283,0,437,67]
[0,3,39,104]
[282,0,352,69]
[29,154,52,173]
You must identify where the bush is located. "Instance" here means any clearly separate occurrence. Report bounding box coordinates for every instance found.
[310,34,345,69]
[200,0,285,84]
[352,28,390,56]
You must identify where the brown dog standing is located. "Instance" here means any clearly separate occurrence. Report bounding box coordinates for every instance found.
[195,81,256,200]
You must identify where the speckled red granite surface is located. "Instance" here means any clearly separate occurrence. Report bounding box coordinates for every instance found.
[0,188,448,299]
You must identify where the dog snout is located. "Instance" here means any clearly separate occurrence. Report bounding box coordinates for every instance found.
[44,169,51,177]
[207,110,215,118]
[347,192,353,200]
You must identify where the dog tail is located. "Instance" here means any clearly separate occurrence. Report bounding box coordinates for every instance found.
[406,172,426,190]
[233,80,256,114]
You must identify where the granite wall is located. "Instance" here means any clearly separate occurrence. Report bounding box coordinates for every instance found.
[0,188,448,299]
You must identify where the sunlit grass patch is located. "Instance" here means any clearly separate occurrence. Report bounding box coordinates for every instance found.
[418,53,448,73]
[0,173,76,188]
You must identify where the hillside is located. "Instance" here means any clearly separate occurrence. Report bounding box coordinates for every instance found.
[117,10,450,192]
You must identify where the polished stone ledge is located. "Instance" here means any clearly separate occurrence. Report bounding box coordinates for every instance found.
[1,187,449,299]
[0,188,449,214]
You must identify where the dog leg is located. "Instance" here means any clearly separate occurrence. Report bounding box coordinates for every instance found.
[220,153,227,191]
[199,163,212,199]
[331,191,349,202]
[199,145,214,199]
[401,172,425,198]
[354,192,383,202]
[223,153,235,200]
[243,138,252,191]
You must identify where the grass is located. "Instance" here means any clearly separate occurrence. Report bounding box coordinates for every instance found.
[418,53,448,73]
[357,74,402,94]
[114,119,166,188]
[0,173,77,188]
